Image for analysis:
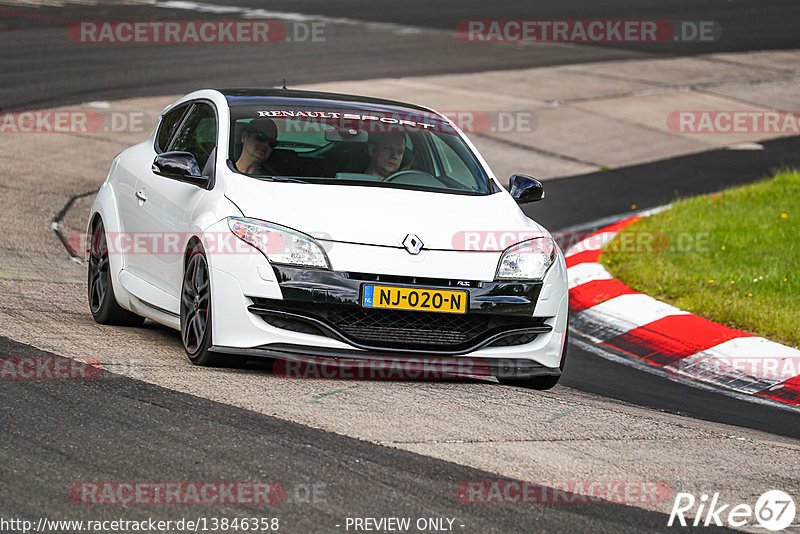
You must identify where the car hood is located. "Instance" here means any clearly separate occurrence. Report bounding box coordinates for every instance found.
[225,176,547,251]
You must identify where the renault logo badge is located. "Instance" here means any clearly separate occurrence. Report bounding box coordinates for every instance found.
[402,234,424,255]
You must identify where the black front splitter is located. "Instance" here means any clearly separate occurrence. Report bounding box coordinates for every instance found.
[208,343,560,379]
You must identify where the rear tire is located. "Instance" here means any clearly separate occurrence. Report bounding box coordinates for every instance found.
[498,329,569,390]
[180,243,224,366]
[88,217,145,327]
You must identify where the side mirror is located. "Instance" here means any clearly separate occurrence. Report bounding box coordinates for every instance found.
[509,174,544,203]
[152,152,209,187]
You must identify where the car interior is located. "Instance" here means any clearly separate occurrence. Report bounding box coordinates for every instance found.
[230,120,419,179]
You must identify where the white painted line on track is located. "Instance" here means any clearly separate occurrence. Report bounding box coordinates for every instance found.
[576,293,689,334]
[566,262,613,289]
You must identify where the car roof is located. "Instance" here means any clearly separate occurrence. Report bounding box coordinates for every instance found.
[217,88,436,115]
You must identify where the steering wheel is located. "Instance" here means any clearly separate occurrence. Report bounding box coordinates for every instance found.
[382,170,437,183]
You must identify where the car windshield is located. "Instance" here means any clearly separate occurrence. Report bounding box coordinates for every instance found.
[228,105,494,195]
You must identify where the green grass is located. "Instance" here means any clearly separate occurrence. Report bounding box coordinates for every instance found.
[600,169,800,348]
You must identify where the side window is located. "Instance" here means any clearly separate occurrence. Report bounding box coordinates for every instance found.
[155,104,189,153]
[168,103,217,170]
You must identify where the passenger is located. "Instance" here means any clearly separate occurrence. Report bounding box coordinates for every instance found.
[365,132,406,180]
[235,118,279,175]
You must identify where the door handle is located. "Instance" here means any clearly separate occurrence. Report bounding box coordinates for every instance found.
[135,190,147,202]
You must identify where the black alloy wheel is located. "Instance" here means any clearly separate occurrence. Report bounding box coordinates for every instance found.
[88,217,144,326]
[180,243,222,366]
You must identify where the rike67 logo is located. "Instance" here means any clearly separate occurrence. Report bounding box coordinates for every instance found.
[669,490,796,531]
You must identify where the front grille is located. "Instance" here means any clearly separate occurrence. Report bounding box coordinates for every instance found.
[327,306,490,346]
[249,298,550,353]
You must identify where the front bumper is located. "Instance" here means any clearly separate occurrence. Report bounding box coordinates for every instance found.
[246,265,550,355]
[206,235,568,371]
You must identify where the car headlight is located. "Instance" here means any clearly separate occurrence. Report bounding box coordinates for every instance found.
[227,217,331,269]
[495,237,556,280]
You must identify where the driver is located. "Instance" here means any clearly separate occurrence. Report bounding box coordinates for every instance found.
[365,132,406,180]
[236,118,279,175]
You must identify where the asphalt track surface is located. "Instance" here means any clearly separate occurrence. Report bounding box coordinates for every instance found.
[1,0,799,110]
[0,336,702,532]
[2,1,800,532]
[526,135,800,231]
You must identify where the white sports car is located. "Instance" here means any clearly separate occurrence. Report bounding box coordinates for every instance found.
[87,88,568,388]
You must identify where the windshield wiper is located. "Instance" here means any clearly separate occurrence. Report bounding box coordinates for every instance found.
[259,175,309,184]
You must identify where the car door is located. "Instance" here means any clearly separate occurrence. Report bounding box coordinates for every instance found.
[119,103,190,254]
[126,101,218,311]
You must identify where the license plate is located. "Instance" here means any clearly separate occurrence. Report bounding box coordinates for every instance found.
[361,285,468,314]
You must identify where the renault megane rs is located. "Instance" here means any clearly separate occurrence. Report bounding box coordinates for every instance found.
[87,88,568,389]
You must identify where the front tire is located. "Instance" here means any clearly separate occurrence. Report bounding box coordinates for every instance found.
[180,243,222,366]
[88,217,145,326]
